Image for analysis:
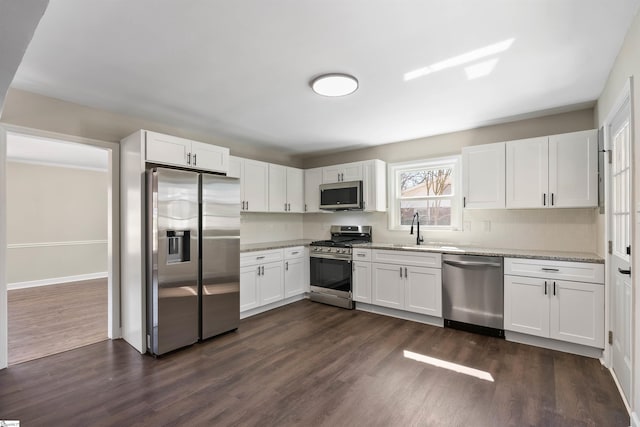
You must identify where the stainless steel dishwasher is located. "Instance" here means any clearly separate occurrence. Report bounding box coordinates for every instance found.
[442,254,504,337]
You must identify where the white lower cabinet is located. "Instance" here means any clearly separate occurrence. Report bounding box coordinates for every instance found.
[284,246,306,298]
[370,250,442,317]
[504,257,604,348]
[240,249,285,312]
[353,261,372,303]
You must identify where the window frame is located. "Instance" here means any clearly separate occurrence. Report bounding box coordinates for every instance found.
[387,155,462,231]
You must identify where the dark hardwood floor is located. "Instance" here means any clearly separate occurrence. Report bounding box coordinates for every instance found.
[8,279,108,365]
[0,300,628,426]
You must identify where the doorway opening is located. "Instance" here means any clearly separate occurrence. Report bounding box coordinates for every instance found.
[4,130,116,365]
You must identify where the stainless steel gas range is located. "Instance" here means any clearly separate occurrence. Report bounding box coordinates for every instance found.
[309,225,372,309]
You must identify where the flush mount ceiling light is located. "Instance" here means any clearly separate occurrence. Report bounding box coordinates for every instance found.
[310,73,358,97]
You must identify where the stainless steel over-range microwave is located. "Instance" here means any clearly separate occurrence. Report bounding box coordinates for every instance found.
[319,180,363,210]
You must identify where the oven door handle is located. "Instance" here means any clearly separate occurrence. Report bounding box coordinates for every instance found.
[310,254,352,261]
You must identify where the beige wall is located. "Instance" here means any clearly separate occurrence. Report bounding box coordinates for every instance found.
[6,161,108,284]
[595,8,640,420]
[241,213,304,244]
[1,88,303,168]
[300,108,596,168]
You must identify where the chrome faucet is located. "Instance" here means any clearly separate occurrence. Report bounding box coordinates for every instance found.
[410,212,424,245]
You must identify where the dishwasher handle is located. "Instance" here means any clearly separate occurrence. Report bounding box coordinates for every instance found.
[443,259,502,268]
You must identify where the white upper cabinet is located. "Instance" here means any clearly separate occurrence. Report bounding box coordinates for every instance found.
[506,130,597,209]
[506,136,549,208]
[322,161,364,183]
[145,131,229,173]
[230,155,269,212]
[462,142,506,209]
[363,160,387,212]
[548,130,598,208]
[304,167,323,213]
[268,164,304,213]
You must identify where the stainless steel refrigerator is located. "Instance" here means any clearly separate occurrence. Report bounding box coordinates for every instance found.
[146,167,240,356]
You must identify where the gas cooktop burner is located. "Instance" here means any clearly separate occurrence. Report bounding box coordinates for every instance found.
[310,239,370,248]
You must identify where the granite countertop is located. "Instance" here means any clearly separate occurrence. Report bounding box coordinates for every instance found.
[240,239,313,253]
[353,242,604,264]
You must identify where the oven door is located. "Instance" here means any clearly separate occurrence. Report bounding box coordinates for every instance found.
[309,255,352,297]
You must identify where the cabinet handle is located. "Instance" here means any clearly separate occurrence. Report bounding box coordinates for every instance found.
[305,204,307,212]
[618,267,631,275]
[399,267,403,278]
[288,203,291,211]
[404,267,408,278]
[291,251,299,255]
[551,193,554,206]
[463,196,466,208]
[261,266,264,275]
[541,267,559,272]
[246,201,249,210]
[256,256,265,260]
[284,202,287,211]
[193,153,197,166]
[553,281,556,296]
[257,266,261,276]
[285,261,289,271]
[544,281,547,295]
[543,193,546,206]
[187,152,191,165]
[242,201,245,210]
[357,253,366,257]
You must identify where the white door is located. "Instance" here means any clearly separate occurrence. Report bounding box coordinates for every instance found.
[505,137,549,208]
[284,257,304,298]
[259,262,284,305]
[242,159,269,212]
[342,162,364,181]
[548,130,598,208]
[404,266,442,317]
[462,142,506,209]
[240,265,259,312]
[304,168,323,212]
[549,280,604,347]
[268,164,287,212]
[190,141,229,173]
[145,131,190,167]
[504,275,549,337]
[608,96,632,401]
[286,167,304,213]
[353,261,372,303]
[371,263,404,309]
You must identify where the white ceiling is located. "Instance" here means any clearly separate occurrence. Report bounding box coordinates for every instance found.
[7,133,108,171]
[10,0,640,156]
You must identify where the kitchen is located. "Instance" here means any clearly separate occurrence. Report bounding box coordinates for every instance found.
[1,1,640,426]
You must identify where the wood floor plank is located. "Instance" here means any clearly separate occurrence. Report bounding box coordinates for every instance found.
[8,279,108,365]
[0,300,628,426]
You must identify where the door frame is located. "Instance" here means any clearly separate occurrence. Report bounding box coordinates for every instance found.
[603,76,634,409]
[0,123,121,369]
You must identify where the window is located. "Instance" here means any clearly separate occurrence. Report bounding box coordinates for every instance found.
[388,156,461,231]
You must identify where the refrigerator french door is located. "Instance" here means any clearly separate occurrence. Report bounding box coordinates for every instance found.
[147,167,240,356]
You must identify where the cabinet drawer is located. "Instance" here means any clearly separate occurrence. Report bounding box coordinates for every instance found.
[241,249,283,266]
[372,250,441,268]
[352,248,371,261]
[504,258,604,284]
[284,246,305,260]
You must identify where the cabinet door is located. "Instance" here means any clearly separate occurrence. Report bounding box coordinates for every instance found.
[322,165,344,183]
[145,131,190,167]
[372,263,404,309]
[227,155,242,179]
[286,167,304,213]
[304,168,323,212]
[405,266,442,317]
[240,265,259,312]
[504,275,549,337]
[342,162,364,181]
[268,164,287,212]
[190,141,229,173]
[284,257,305,298]
[362,160,386,212]
[549,280,604,347]
[260,262,284,305]
[353,261,372,303]
[548,130,598,208]
[506,137,549,208]
[462,142,505,209]
[242,159,269,212]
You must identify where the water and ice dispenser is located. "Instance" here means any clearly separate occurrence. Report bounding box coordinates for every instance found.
[166,230,190,264]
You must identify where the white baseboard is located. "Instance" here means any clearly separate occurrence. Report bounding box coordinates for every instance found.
[631,411,639,427]
[355,302,444,328]
[7,272,108,290]
[240,294,307,319]
[505,331,603,359]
